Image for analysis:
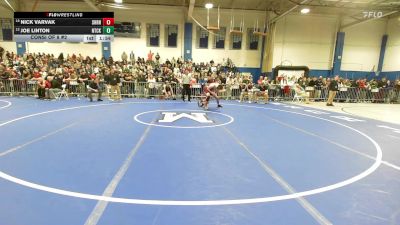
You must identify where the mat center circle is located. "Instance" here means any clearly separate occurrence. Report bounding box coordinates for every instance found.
[134,109,234,128]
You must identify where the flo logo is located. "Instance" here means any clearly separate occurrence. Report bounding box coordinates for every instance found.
[134,110,234,128]
[158,112,213,123]
[363,11,383,18]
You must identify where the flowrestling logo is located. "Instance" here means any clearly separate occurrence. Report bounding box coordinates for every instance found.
[134,110,234,128]
[362,11,383,18]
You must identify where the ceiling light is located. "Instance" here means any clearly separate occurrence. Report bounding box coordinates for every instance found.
[114,0,123,4]
[301,8,310,14]
[205,3,214,9]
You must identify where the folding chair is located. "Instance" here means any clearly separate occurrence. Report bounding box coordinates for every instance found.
[56,84,69,100]
[292,85,309,103]
[292,92,304,102]
[239,91,253,103]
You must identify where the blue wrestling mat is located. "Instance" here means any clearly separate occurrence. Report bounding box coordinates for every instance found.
[0,97,399,225]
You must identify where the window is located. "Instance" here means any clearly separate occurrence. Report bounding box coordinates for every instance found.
[247,28,260,50]
[213,27,226,49]
[114,21,141,38]
[197,26,209,49]
[165,24,178,47]
[230,27,242,50]
[147,24,160,47]
[0,18,12,41]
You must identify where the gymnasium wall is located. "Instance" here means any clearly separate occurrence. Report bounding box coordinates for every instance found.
[339,19,388,80]
[341,19,386,72]
[0,1,399,79]
[1,1,185,60]
[0,41,16,53]
[272,14,400,80]
[0,2,15,52]
[273,14,338,70]
[111,5,185,61]
[0,1,265,70]
[190,9,265,68]
[383,17,400,72]
[26,42,103,58]
[0,1,15,17]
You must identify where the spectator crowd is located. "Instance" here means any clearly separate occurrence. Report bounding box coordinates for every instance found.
[0,48,399,104]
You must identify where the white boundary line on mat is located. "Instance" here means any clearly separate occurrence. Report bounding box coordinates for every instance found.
[0,101,383,206]
[0,100,11,109]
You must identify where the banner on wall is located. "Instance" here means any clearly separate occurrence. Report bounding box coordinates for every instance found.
[114,22,141,38]
[278,70,305,82]
[273,65,309,83]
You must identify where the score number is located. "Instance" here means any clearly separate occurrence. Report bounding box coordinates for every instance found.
[102,18,114,34]
[103,26,114,34]
[103,18,114,26]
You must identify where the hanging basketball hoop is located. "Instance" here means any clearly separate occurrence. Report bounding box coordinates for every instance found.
[253,18,268,36]
[229,10,244,34]
[253,11,268,36]
[207,6,220,31]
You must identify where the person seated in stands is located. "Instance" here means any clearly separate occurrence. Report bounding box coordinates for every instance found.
[123,70,132,82]
[37,77,46,99]
[239,79,253,103]
[77,70,89,95]
[47,74,63,99]
[225,73,236,100]
[369,78,381,103]
[120,70,133,97]
[0,68,9,94]
[369,78,378,89]
[0,46,4,61]
[0,70,9,80]
[297,76,308,88]
[135,71,145,96]
[30,68,40,80]
[62,70,71,88]
[147,51,154,62]
[88,76,103,102]
[69,70,78,92]
[255,81,269,104]
[147,72,157,98]
[162,81,174,100]
[219,73,226,84]
[257,75,264,85]
[395,80,400,101]
[307,76,317,100]
[22,69,31,80]
[0,63,5,75]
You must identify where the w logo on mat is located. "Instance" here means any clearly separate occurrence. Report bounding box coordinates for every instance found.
[158,112,213,123]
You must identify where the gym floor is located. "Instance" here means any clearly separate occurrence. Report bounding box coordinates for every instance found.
[0,97,399,225]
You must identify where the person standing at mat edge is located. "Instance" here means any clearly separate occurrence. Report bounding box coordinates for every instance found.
[182,69,192,101]
[327,75,339,106]
[108,69,122,101]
